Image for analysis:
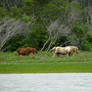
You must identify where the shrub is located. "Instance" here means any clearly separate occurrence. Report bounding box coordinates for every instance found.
[72,24,85,38]
[80,41,92,51]
[0,7,6,20]
[4,34,25,51]
[3,29,48,51]
[8,7,23,19]
[21,15,31,22]
[72,24,92,51]
[22,29,48,50]
[56,36,69,46]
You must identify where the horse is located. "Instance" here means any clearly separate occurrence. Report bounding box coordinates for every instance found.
[65,46,78,54]
[50,46,78,57]
[50,46,70,57]
[17,48,26,56]
[17,47,37,56]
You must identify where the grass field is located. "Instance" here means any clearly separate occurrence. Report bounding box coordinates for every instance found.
[0,51,92,73]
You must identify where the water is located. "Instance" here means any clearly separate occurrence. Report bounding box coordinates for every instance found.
[0,73,92,92]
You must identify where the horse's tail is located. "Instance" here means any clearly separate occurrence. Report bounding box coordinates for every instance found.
[50,47,56,52]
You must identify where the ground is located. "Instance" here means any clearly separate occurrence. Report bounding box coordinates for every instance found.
[0,51,92,73]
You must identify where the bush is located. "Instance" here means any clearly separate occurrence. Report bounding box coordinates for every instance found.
[56,36,69,46]
[22,29,48,50]
[21,15,31,22]
[3,29,48,51]
[80,41,92,51]
[4,34,25,51]
[0,7,6,20]
[72,24,92,51]
[72,24,85,38]
[8,7,23,19]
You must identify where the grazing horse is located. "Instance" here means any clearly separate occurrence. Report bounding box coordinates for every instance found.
[50,46,78,57]
[50,47,70,57]
[17,47,37,56]
[65,46,78,54]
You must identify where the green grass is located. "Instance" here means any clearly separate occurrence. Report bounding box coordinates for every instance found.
[0,51,92,73]
[0,51,92,63]
[0,62,92,73]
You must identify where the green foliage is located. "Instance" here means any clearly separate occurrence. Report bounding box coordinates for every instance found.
[72,24,92,51]
[56,36,69,46]
[22,0,50,16]
[21,15,31,22]
[70,1,81,9]
[4,34,25,51]
[0,7,6,20]
[8,7,31,22]
[8,7,23,19]
[0,0,92,52]
[34,0,50,5]
[72,24,85,37]
[43,0,68,19]
[80,41,92,51]
[87,33,92,43]
[23,29,48,50]
[22,0,34,15]
[4,29,48,51]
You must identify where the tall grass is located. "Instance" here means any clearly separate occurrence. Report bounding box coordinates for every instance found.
[0,51,92,63]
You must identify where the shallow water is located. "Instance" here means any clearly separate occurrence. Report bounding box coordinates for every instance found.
[0,73,92,92]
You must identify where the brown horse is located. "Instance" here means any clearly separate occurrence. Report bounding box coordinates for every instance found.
[17,47,37,56]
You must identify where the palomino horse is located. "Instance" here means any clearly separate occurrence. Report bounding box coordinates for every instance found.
[65,46,78,54]
[17,47,37,56]
[50,46,78,57]
[50,46,70,57]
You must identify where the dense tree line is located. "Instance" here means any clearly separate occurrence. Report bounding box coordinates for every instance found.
[0,0,92,51]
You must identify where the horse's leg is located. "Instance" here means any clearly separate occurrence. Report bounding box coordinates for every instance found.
[18,53,20,56]
[69,52,71,56]
[52,53,56,57]
[17,53,20,56]
[76,50,78,54]
[67,52,71,56]
[66,52,69,56]
[66,54,68,56]
[32,50,35,54]
[27,54,29,56]
[57,53,60,57]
